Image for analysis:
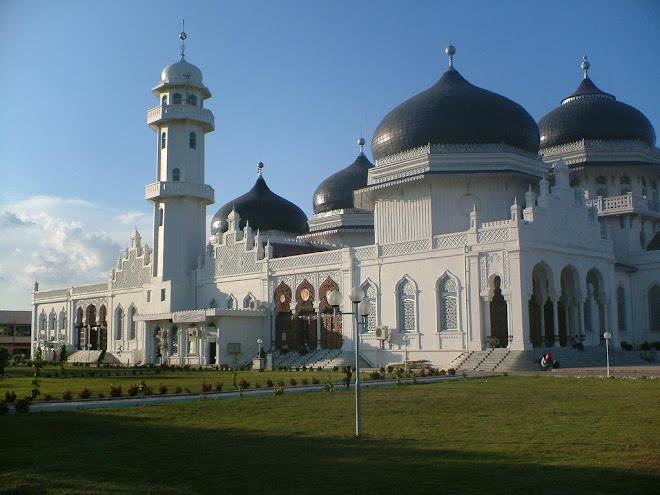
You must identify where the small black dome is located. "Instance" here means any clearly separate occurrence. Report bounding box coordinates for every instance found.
[371,67,540,161]
[211,174,309,235]
[538,76,656,149]
[313,153,374,214]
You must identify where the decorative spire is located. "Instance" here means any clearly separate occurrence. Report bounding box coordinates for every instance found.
[581,54,590,79]
[445,43,456,68]
[179,20,187,59]
[357,137,365,156]
[257,161,264,176]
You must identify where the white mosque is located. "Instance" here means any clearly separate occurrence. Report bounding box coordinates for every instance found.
[31,33,660,370]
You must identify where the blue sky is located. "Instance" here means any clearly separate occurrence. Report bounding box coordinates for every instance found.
[1,0,659,310]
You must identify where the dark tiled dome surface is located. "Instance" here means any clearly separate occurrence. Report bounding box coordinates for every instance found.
[371,68,540,161]
[313,153,374,214]
[211,175,309,235]
[539,77,656,149]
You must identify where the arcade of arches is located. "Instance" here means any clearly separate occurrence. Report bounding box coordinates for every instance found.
[75,304,108,351]
[274,277,343,351]
[528,264,608,348]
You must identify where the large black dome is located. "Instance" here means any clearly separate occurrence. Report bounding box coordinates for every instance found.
[211,169,309,235]
[538,76,656,149]
[371,66,540,161]
[313,150,374,215]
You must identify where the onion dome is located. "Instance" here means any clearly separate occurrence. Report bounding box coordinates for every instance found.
[313,138,375,214]
[161,57,204,87]
[538,56,656,149]
[371,44,540,161]
[211,162,309,235]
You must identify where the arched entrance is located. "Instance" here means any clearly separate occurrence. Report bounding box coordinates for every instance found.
[528,263,554,347]
[559,266,581,347]
[274,282,293,350]
[295,279,317,351]
[76,307,84,350]
[489,276,508,347]
[319,277,342,349]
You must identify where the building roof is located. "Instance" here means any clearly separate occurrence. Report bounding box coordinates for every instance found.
[0,310,31,325]
[313,150,374,215]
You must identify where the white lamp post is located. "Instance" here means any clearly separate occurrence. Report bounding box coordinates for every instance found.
[257,338,263,356]
[603,331,612,378]
[327,288,372,437]
[403,334,410,374]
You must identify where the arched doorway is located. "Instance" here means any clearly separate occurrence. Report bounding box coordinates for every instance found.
[295,279,316,351]
[274,282,293,350]
[319,277,342,349]
[98,305,107,351]
[528,263,554,347]
[76,307,84,350]
[489,276,508,347]
[86,305,97,350]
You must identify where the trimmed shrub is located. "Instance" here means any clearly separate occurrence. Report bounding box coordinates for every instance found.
[174,386,182,394]
[289,378,297,386]
[127,385,139,397]
[301,378,309,385]
[238,379,250,389]
[214,382,223,392]
[110,385,123,397]
[266,378,274,388]
[277,379,285,387]
[312,377,320,385]
[14,398,31,414]
[200,381,213,393]
[62,389,73,400]
[159,384,169,395]
[79,388,91,399]
[43,393,53,402]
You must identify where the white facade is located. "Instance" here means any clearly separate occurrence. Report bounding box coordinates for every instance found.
[31,45,660,368]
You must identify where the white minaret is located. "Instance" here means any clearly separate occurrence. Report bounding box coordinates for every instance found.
[145,28,215,282]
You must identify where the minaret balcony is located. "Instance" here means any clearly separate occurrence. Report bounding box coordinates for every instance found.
[145,181,215,205]
[147,104,214,132]
[586,192,660,219]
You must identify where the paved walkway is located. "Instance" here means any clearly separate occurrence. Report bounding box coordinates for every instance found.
[10,365,659,414]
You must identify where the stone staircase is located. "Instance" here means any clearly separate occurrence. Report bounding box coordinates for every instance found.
[272,349,371,370]
[456,349,510,371]
[67,350,121,365]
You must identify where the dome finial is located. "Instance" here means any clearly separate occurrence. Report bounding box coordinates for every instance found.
[581,54,590,79]
[179,19,187,59]
[445,43,456,68]
[357,137,365,156]
[257,161,264,177]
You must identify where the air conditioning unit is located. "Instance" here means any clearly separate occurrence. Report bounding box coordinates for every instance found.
[249,300,262,310]
[375,326,389,340]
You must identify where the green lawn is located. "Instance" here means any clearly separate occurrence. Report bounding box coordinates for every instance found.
[1,365,347,399]
[1,376,658,494]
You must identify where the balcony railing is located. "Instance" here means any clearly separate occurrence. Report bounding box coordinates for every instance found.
[586,192,659,218]
[147,104,214,131]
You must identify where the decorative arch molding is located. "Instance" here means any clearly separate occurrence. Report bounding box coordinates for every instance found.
[295,279,315,314]
[434,270,461,293]
[437,273,461,333]
[243,292,256,309]
[115,304,124,340]
[360,278,379,333]
[274,282,292,314]
[209,298,218,309]
[226,294,237,310]
[319,277,340,312]
[128,304,137,340]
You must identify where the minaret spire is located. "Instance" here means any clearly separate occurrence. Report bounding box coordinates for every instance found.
[358,137,365,156]
[257,161,264,177]
[445,43,456,68]
[581,55,590,79]
[179,20,187,59]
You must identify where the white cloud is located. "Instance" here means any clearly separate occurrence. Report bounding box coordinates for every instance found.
[0,195,152,310]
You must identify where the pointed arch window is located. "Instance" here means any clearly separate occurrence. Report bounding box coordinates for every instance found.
[128,306,136,340]
[617,286,626,332]
[361,282,377,332]
[172,93,182,105]
[649,285,660,332]
[189,132,196,149]
[161,95,167,105]
[59,310,66,331]
[439,277,458,331]
[115,307,124,340]
[209,299,218,309]
[170,326,179,355]
[226,296,237,310]
[172,168,180,181]
[187,94,197,106]
[398,279,417,333]
[161,132,166,149]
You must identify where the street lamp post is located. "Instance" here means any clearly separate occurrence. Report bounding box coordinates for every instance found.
[257,338,263,356]
[603,331,612,378]
[327,288,372,437]
[403,335,410,374]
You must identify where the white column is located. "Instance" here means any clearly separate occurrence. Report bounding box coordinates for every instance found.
[314,302,322,350]
[551,298,560,348]
[538,298,546,346]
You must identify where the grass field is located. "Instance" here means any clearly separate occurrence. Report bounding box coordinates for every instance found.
[1,375,658,494]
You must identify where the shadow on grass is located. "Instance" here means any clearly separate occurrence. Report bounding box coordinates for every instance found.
[1,401,657,495]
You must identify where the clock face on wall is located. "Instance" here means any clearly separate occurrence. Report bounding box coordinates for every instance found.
[301,288,310,301]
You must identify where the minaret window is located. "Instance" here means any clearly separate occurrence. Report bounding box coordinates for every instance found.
[158,208,163,226]
[189,132,196,149]
[172,168,180,181]
[187,94,197,106]
[172,93,182,105]
[161,95,167,105]
[128,306,136,340]
[161,132,166,149]
[620,176,631,195]
[617,286,626,332]
[649,285,660,332]
[595,176,608,198]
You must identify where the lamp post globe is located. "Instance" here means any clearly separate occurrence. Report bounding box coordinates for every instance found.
[348,287,364,303]
[603,331,612,378]
[327,290,342,308]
